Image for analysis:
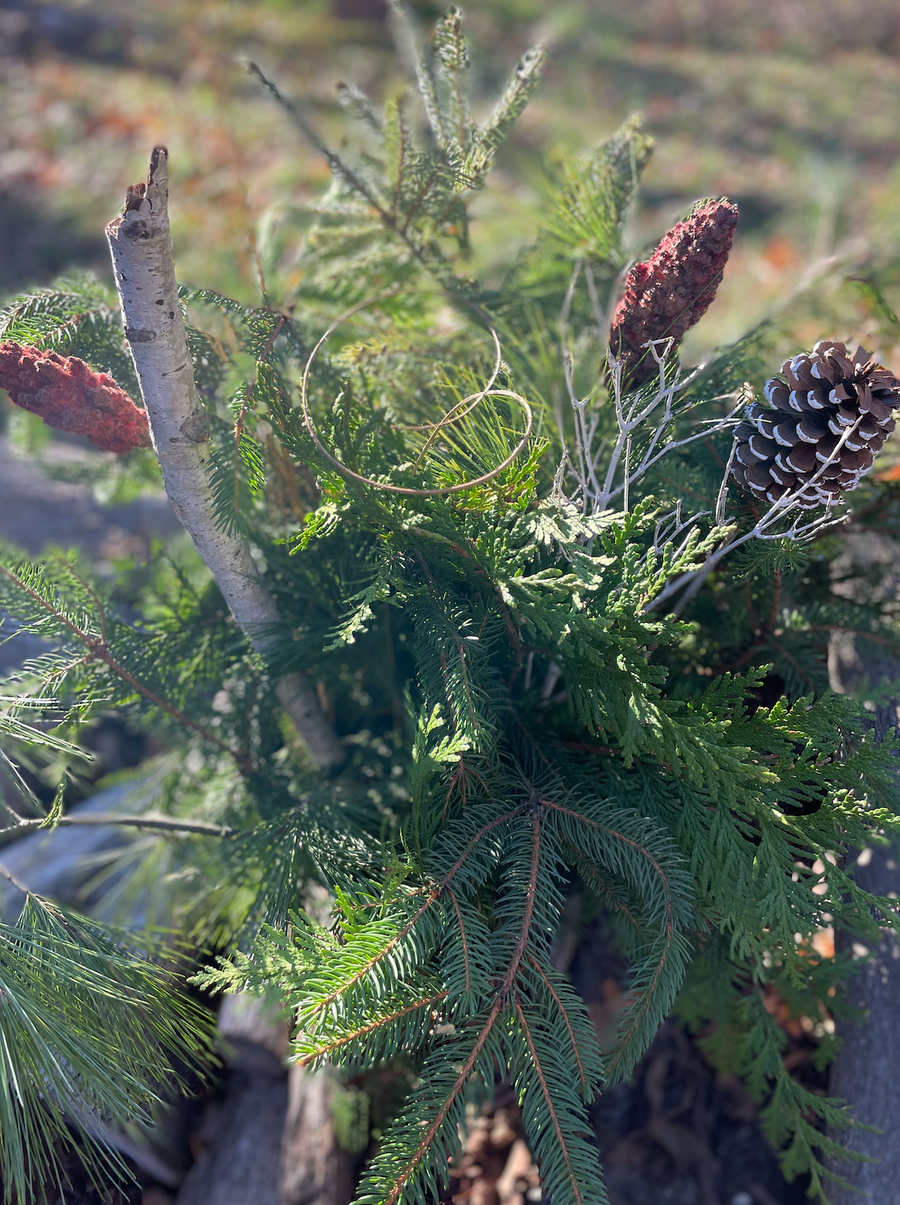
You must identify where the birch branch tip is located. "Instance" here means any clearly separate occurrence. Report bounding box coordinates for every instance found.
[106,148,343,769]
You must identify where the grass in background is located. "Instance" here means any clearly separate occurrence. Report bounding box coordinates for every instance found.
[1,0,899,395]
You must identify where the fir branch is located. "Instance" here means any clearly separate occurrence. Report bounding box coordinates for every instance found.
[541,797,685,1080]
[501,810,542,992]
[0,562,240,765]
[445,887,470,992]
[295,991,447,1067]
[514,997,589,1205]
[526,954,591,1096]
[383,996,505,1205]
[304,891,442,1022]
[438,806,525,888]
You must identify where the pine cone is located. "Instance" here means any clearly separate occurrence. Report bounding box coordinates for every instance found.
[608,198,738,392]
[0,342,152,454]
[732,341,900,508]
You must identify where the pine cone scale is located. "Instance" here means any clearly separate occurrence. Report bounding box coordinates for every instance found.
[732,340,900,507]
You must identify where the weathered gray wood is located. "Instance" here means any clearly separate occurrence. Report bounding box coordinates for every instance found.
[827,842,900,1204]
[175,1071,290,1205]
[826,540,900,1201]
[280,1066,355,1205]
[176,993,352,1205]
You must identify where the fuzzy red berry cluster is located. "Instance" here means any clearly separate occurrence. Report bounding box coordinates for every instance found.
[0,342,151,454]
[608,198,739,392]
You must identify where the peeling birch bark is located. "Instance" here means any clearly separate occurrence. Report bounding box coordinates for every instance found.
[106,147,342,768]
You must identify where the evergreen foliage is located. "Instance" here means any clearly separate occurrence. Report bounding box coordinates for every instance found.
[2,6,900,1203]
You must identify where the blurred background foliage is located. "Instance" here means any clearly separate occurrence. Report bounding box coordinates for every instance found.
[1,0,900,377]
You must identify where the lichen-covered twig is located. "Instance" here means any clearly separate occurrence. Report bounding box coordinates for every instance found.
[105,147,342,768]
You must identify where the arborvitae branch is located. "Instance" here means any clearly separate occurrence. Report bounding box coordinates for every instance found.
[105,148,342,768]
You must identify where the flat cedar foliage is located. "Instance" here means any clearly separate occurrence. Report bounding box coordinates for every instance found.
[3,6,900,1204]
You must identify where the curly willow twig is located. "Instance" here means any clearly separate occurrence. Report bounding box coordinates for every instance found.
[299,295,534,497]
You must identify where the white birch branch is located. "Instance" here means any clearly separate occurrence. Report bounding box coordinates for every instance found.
[105,146,342,768]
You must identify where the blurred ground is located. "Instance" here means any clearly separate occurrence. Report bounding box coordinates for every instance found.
[1,0,900,355]
[1,1,897,1202]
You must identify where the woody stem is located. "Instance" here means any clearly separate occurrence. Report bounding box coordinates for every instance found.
[105,147,342,769]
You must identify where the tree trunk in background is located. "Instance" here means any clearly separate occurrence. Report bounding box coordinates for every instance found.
[827,623,900,1203]
[176,995,354,1205]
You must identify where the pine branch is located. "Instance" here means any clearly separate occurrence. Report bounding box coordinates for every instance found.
[0,895,212,1203]
[105,148,341,768]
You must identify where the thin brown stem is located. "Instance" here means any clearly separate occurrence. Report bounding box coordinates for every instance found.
[60,558,108,646]
[806,626,900,650]
[560,741,617,758]
[765,631,816,693]
[768,567,782,630]
[0,812,232,849]
[297,992,447,1066]
[0,859,34,896]
[299,304,533,499]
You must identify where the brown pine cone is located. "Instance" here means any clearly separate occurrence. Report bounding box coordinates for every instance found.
[731,341,900,509]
